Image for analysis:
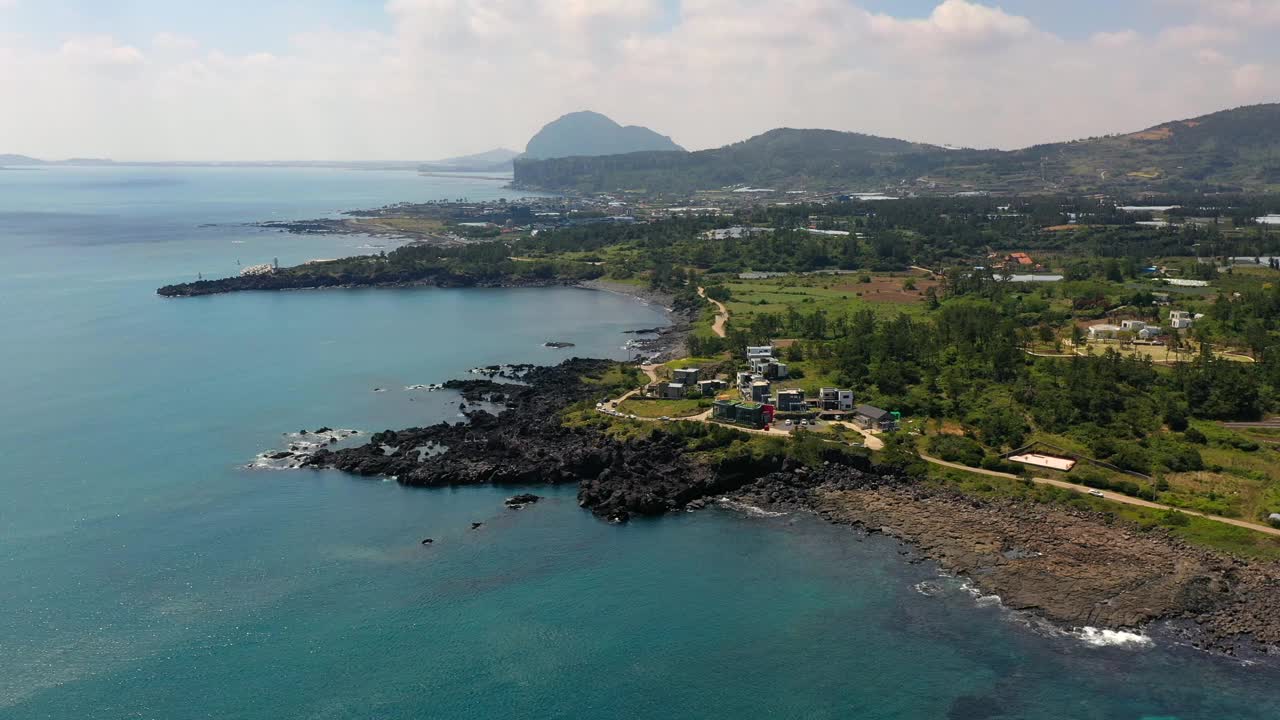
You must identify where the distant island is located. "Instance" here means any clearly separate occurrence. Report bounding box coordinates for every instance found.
[418,148,521,174]
[513,103,1280,195]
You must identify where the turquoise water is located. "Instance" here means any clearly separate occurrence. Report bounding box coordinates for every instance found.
[2,167,1279,719]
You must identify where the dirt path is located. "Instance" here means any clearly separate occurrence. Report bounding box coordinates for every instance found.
[920,454,1280,538]
[697,287,729,338]
[829,422,885,450]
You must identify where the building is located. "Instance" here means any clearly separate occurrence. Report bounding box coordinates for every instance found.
[1169,310,1194,330]
[746,346,775,360]
[749,357,789,380]
[1137,326,1163,341]
[775,389,807,413]
[750,380,772,404]
[854,405,896,431]
[660,382,685,400]
[713,400,772,429]
[1120,320,1147,333]
[697,379,727,397]
[819,388,855,412]
[736,371,754,389]
[672,367,701,386]
[1088,324,1121,341]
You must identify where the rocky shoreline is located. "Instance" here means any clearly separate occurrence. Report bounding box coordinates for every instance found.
[730,468,1280,656]
[156,270,577,297]
[274,357,1280,656]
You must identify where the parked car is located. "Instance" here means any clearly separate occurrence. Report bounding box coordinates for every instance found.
[1088,489,1105,498]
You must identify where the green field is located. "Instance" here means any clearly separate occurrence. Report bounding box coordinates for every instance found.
[617,397,709,418]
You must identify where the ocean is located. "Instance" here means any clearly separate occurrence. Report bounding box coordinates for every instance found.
[1,166,1278,719]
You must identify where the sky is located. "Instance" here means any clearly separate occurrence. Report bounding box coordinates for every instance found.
[2,0,1279,161]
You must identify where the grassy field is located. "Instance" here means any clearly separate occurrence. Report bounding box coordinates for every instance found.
[1077,341,1253,364]
[617,397,710,418]
[723,273,936,326]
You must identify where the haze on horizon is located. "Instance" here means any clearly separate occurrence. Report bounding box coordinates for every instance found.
[2,0,1279,162]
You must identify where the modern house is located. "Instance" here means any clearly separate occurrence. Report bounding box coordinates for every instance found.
[1169,310,1194,330]
[672,367,701,386]
[853,405,896,431]
[1087,324,1121,341]
[750,380,772,404]
[736,371,754,389]
[660,382,686,400]
[775,389,807,413]
[749,357,789,379]
[746,346,775,360]
[697,379,727,397]
[1120,320,1147,333]
[713,400,772,429]
[819,388,855,412]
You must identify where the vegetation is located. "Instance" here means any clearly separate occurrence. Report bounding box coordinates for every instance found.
[515,103,1280,194]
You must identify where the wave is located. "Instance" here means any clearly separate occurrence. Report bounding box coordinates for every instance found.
[717,498,788,518]
[1071,627,1154,648]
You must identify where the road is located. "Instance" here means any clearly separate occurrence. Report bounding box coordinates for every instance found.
[697,286,729,338]
[921,454,1280,538]
[599,367,1280,540]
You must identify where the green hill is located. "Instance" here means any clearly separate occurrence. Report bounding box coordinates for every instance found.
[522,111,684,160]
[513,103,1280,194]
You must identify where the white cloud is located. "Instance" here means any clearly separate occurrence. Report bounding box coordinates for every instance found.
[1157,24,1238,48]
[1091,30,1139,48]
[0,1,1278,160]
[152,32,200,53]
[58,36,145,66]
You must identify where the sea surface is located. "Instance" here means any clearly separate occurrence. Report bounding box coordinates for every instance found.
[2,166,1279,719]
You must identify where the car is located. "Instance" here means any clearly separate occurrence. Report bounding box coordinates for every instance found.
[1088,489,1105,498]
[660,416,671,421]
[799,419,808,426]
[785,419,793,426]
[629,414,637,419]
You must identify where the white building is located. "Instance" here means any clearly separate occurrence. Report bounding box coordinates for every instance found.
[1169,311,1194,330]
[818,388,855,412]
[1120,320,1147,333]
[1088,324,1121,341]
[746,346,775,360]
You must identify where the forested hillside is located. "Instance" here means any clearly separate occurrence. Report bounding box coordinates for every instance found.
[514,104,1280,194]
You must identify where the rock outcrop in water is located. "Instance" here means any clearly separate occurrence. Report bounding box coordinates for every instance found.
[285,357,1280,654]
[301,359,798,522]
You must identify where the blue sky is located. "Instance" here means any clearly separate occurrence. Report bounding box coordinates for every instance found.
[1,0,1276,160]
[4,0,392,53]
[6,0,1190,52]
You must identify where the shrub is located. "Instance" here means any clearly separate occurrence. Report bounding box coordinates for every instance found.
[929,434,984,467]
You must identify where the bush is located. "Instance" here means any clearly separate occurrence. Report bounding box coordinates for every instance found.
[1184,427,1207,444]
[929,434,984,467]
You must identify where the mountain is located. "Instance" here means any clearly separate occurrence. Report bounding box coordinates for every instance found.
[513,103,1280,195]
[0,154,46,166]
[522,111,684,160]
[419,148,520,173]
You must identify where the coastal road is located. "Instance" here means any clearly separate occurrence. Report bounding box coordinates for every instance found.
[697,287,729,338]
[920,454,1280,538]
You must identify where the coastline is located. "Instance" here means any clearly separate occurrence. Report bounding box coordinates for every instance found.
[730,468,1280,657]
[275,357,1280,656]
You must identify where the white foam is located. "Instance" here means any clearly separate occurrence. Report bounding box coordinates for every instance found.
[914,581,943,597]
[1072,627,1154,648]
[717,498,788,518]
